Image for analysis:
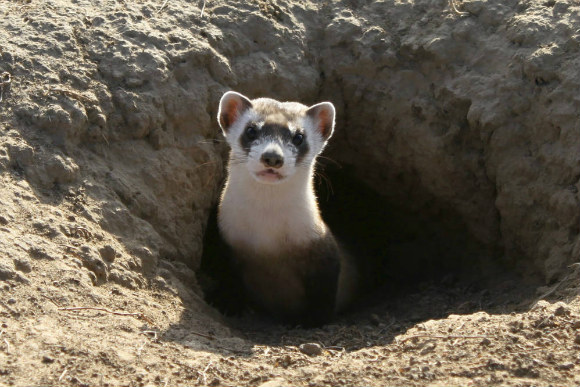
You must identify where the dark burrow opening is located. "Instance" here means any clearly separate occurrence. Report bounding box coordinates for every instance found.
[198,157,541,337]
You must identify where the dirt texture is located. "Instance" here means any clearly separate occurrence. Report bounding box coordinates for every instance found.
[0,0,579,386]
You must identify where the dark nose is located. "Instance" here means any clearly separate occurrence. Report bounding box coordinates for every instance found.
[260,151,284,168]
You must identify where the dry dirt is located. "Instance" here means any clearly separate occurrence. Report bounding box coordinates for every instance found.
[1,0,580,386]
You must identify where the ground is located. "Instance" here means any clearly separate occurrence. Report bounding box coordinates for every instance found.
[2,270,580,387]
[1,0,580,385]
[1,173,579,386]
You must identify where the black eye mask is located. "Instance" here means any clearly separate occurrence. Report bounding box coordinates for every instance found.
[239,123,310,163]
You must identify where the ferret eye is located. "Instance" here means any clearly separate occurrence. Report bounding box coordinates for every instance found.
[245,125,258,140]
[292,133,304,146]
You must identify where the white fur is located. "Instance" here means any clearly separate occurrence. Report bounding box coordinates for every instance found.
[219,163,327,257]
[218,97,332,258]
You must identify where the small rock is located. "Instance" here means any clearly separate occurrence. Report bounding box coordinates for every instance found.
[480,338,492,346]
[0,216,8,225]
[554,303,570,316]
[15,273,30,285]
[111,287,123,296]
[6,298,16,305]
[78,246,109,283]
[42,355,54,364]
[13,258,32,273]
[257,377,288,387]
[299,342,322,357]
[99,245,116,262]
[574,334,580,345]
[0,263,16,280]
[91,16,105,26]
[557,362,574,370]
[28,247,54,260]
[486,358,506,370]
[571,320,580,330]
[131,246,158,273]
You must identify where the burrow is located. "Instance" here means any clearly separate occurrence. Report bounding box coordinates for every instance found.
[5,0,579,329]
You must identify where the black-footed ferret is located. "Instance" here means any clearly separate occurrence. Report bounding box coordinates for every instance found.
[216,91,357,326]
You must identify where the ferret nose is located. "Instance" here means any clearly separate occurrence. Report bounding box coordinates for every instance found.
[261,151,284,169]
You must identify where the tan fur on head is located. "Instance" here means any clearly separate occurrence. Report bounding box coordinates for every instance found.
[218,91,336,141]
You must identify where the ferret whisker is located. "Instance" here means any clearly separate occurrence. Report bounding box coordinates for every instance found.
[314,170,334,199]
[197,139,226,144]
[317,155,342,168]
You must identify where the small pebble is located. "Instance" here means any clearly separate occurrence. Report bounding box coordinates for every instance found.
[42,355,55,364]
[0,216,8,225]
[557,362,574,370]
[574,334,580,345]
[0,263,15,280]
[99,245,116,262]
[28,247,53,260]
[6,298,16,305]
[554,304,570,316]
[480,338,492,346]
[299,342,322,357]
[13,258,32,273]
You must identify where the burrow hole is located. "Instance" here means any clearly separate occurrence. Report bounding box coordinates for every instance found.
[198,157,539,337]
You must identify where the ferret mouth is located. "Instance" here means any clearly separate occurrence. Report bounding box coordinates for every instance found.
[255,168,284,182]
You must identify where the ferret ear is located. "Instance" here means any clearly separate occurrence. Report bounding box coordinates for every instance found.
[218,91,253,133]
[306,102,335,140]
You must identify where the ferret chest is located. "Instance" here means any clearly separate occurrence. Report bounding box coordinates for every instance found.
[219,185,323,256]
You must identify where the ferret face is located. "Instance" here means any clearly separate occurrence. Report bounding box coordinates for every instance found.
[217,91,335,185]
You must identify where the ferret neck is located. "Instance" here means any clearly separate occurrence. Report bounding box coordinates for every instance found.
[225,163,320,212]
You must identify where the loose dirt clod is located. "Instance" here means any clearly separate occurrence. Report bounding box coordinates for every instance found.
[299,343,323,357]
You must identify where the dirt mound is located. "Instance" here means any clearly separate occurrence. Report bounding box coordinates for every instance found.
[0,0,579,385]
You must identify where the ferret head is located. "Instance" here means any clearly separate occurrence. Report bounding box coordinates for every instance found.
[217,91,335,185]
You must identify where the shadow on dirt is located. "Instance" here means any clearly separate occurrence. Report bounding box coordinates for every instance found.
[188,161,542,355]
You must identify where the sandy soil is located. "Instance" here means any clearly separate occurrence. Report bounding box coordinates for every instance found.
[1,204,579,387]
[1,0,579,386]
